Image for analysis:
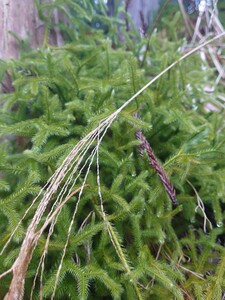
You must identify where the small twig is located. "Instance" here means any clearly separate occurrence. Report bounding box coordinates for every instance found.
[209,0,218,28]
[156,243,163,260]
[177,264,204,280]
[78,211,93,233]
[191,14,203,44]
[187,180,212,233]
[0,268,13,280]
[191,0,207,44]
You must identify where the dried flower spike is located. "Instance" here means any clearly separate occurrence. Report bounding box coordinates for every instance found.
[136,130,177,205]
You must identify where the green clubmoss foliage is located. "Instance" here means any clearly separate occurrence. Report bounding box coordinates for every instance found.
[0,1,225,299]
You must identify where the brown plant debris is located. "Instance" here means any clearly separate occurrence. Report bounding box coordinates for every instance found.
[136,130,177,205]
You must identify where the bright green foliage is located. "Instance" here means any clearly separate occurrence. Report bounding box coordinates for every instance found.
[1,1,225,299]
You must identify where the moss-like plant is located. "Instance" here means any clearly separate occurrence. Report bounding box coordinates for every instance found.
[0,1,225,299]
